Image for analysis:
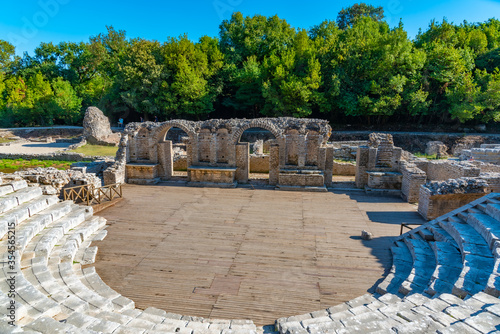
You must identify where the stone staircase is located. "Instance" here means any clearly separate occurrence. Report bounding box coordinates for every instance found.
[276,193,500,333]
[0,180,259,334]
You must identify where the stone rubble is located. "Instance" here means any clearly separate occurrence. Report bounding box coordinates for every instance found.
[423,177,488,195]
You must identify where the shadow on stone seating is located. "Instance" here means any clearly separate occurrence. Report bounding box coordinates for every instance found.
[350,235,397,293]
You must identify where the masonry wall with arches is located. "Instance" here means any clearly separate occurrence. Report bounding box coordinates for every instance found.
[120,118,333,189]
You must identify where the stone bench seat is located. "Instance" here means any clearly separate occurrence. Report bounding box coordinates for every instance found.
[277,292,471,334]
[0,194,58,241]
[29,262,90,315]
[399,235,436,295]
[439,217,495,297]
[55,262,114,313]
[466,212,500,249]
[376,242,412,295]
[24,316,96,334]
[59,217,106,263]
[426,241,463,295]
[79,267,134,311]
[0,252,61,324]
[33,207,91,258]
[0,180,28,197]
[0,186,43,215]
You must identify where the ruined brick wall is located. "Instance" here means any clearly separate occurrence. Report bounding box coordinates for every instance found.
[400,162,427,203]
[417,178,488,220]
[332,161,356,176]
[424,161,480,181]
[250,155,270,173]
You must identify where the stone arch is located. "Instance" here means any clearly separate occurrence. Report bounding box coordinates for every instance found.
[154,121,196,144]
[232,120,282,145]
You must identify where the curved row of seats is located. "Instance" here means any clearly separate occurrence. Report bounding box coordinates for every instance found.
[0,180,259,334]
[276,193,500,333]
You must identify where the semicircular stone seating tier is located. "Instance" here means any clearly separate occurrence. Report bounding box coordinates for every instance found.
[2,179,500,333]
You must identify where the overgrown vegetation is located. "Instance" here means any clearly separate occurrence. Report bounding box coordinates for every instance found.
[413,153,449,160]
[0,158,83,172]
[0,3,499,127]
[0,137,14,144]
[69,144,118,157]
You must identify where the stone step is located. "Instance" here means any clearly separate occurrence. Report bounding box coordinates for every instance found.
[425,241,463,296]
[12,198,67,253]
[0,186,43,215]
[418,227,435,241]
[376,243,412,295]
[59,217,106,263]
[81,266,135,311]
[0,180,28,197]
[399,236,436,295]
[485,203,500,222]
[0,252,62,323]
[33,206,91,258]
[467,212,500,250]
[0,194,58,241]
[55,262,114,312]
[427,223,456,244]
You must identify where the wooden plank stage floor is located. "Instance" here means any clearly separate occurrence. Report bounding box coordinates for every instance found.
[93,184,425,325]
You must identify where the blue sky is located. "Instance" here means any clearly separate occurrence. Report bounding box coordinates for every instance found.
[1,0,499,56]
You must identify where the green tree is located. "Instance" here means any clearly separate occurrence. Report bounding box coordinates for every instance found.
[49,77,83,124]
[337,3,384,30]
[0,40,15,71]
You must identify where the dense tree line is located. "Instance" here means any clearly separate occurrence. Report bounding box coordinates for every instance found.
[0,3,499,127]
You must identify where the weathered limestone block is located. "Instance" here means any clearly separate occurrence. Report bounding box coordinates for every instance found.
[426,141,448,157]
[82,106,120,146]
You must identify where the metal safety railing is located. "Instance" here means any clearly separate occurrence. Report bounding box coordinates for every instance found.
[63,183,123,206]
[399,222,424,235]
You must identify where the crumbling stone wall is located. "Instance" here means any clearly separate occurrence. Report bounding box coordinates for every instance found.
[424,160,480,181]
[355,133,403,189]
[2,167,102,197]
[418,178,488,220]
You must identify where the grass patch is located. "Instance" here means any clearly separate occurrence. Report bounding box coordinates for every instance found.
[0,158,86,173]
[413,152,448,160]
[334,158,356,165]
[0,137,14,144]
[69,144,118,157]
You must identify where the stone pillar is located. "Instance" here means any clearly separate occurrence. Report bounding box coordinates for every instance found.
[158,140,173,180]
[269,145,280,186]
[278,138,286,168]
[318,147,326,171]
[368,147,377,169]
[149,137,158,164]
[324,146,334,187]
[355,146,369,188]
[235,143,249,184]
[298,134,307,167]
[210,132,217,165]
